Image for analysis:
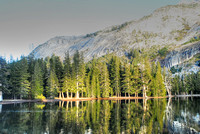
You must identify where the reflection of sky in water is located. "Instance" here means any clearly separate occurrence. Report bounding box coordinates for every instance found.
[193,113,200,124]
[0,98,199,134]
[0,104,2,113]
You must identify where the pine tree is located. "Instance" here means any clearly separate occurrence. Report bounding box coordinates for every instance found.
[155,62,166,96]
[79,53,86,97]
[110,56,121,97]
[85,71,91,97]
[72,50,84,98]
[100,62,111,98]
[9,61,20,99]
[54,56,64,98]
[31,60,44,99]
[46,69,59,99]
[18,57,30,99]
[132,64,141,97]
[150,62,157,97]
[62,75,72,98]
[73,50,80,98]
[96,76,100,98]
[90,58,100,98]
[140,57,152,98]
[0,57,9,94]
[46,55,59,98]
[122,63,132,97]
[62,52,72,98]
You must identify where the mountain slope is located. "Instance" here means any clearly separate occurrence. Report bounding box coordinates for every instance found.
[31,1,200,67]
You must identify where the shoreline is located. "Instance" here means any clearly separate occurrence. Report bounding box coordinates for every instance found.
[0,95,199,104]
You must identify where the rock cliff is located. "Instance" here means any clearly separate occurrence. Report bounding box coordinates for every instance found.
[161,41,200,68]
[30,1,200,69]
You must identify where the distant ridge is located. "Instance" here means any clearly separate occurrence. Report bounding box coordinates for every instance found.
[31,1,200,70]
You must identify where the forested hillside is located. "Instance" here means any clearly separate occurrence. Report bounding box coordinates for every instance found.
[0,50,199,99]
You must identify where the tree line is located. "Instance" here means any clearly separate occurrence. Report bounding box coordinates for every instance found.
[172,72,200,95]
[0,50,199,99]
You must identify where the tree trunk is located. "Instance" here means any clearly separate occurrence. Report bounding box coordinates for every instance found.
[125,92,126,97]
[66,91,69,98]
[66,101,69,110]
[129,93,130,97]
[167,88,172,97]
[71,92,73,98]
[143,85,146,98]
[76,91,79,99]
[62,92,64,99]
[59,92,61,98]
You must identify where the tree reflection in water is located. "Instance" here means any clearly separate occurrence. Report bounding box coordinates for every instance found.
[0,98,199,134]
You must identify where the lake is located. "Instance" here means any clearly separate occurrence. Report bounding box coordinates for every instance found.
[0,97,200,134]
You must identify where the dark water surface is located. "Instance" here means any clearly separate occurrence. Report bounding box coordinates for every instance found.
[0,98,200,134]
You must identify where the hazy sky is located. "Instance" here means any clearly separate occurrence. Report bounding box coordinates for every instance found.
[0,0,179,60]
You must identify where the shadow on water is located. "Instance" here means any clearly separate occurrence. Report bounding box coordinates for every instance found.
[0,98,199,134]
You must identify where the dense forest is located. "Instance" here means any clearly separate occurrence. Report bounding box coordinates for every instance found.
[0,50,199,99]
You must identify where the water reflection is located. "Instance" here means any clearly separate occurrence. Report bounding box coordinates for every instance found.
[0,98,199,134]
[0,104,2,113]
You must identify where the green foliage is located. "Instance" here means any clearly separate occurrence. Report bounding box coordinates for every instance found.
[35,94,46,100]
[155,62,166,96]
[172,71,200,94]
[158,47,168,57]
[109,56,121,97]
[110,22,129,32]
[4,50,170,99]
[31,60,44,99]
[99,62,111,98]
[122,63,133,96]
[170,66,182,74]
[183,35,200,45]
[0,57,9,94]
[46,69,59,99]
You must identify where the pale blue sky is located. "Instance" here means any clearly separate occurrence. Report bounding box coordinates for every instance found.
[0,0,179,60]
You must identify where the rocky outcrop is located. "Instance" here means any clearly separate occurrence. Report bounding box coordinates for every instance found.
[161,41,200,68]
[30,1,200,65]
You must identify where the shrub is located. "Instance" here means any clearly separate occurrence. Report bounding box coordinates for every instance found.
[36,94,46,100]
[158,47,168,57]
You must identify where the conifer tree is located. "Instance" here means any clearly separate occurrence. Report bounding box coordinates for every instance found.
[46,69,59,99]
[46,55,59,98]
[122,63,132,97]
[110,56,121,97]
[79,53,86,97]
[62,52,72,98]
[55,56,64,98]
[31,60,44,99]
[16,57,30,99]
[73,50,82,98]
[90,58,100,98]
[0,57,9,94]
[85,71,91,97]
[155,62,166,96]
[100,62,111,98]
[132,64,141,97]
[140,57,152,98]
[150,62,157,96]
[9,61,20,99]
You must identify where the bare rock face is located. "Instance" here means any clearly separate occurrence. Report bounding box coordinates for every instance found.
[31,1,200,65]
[161,41,200,68]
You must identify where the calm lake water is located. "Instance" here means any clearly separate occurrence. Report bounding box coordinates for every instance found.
[0,98,200,134]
